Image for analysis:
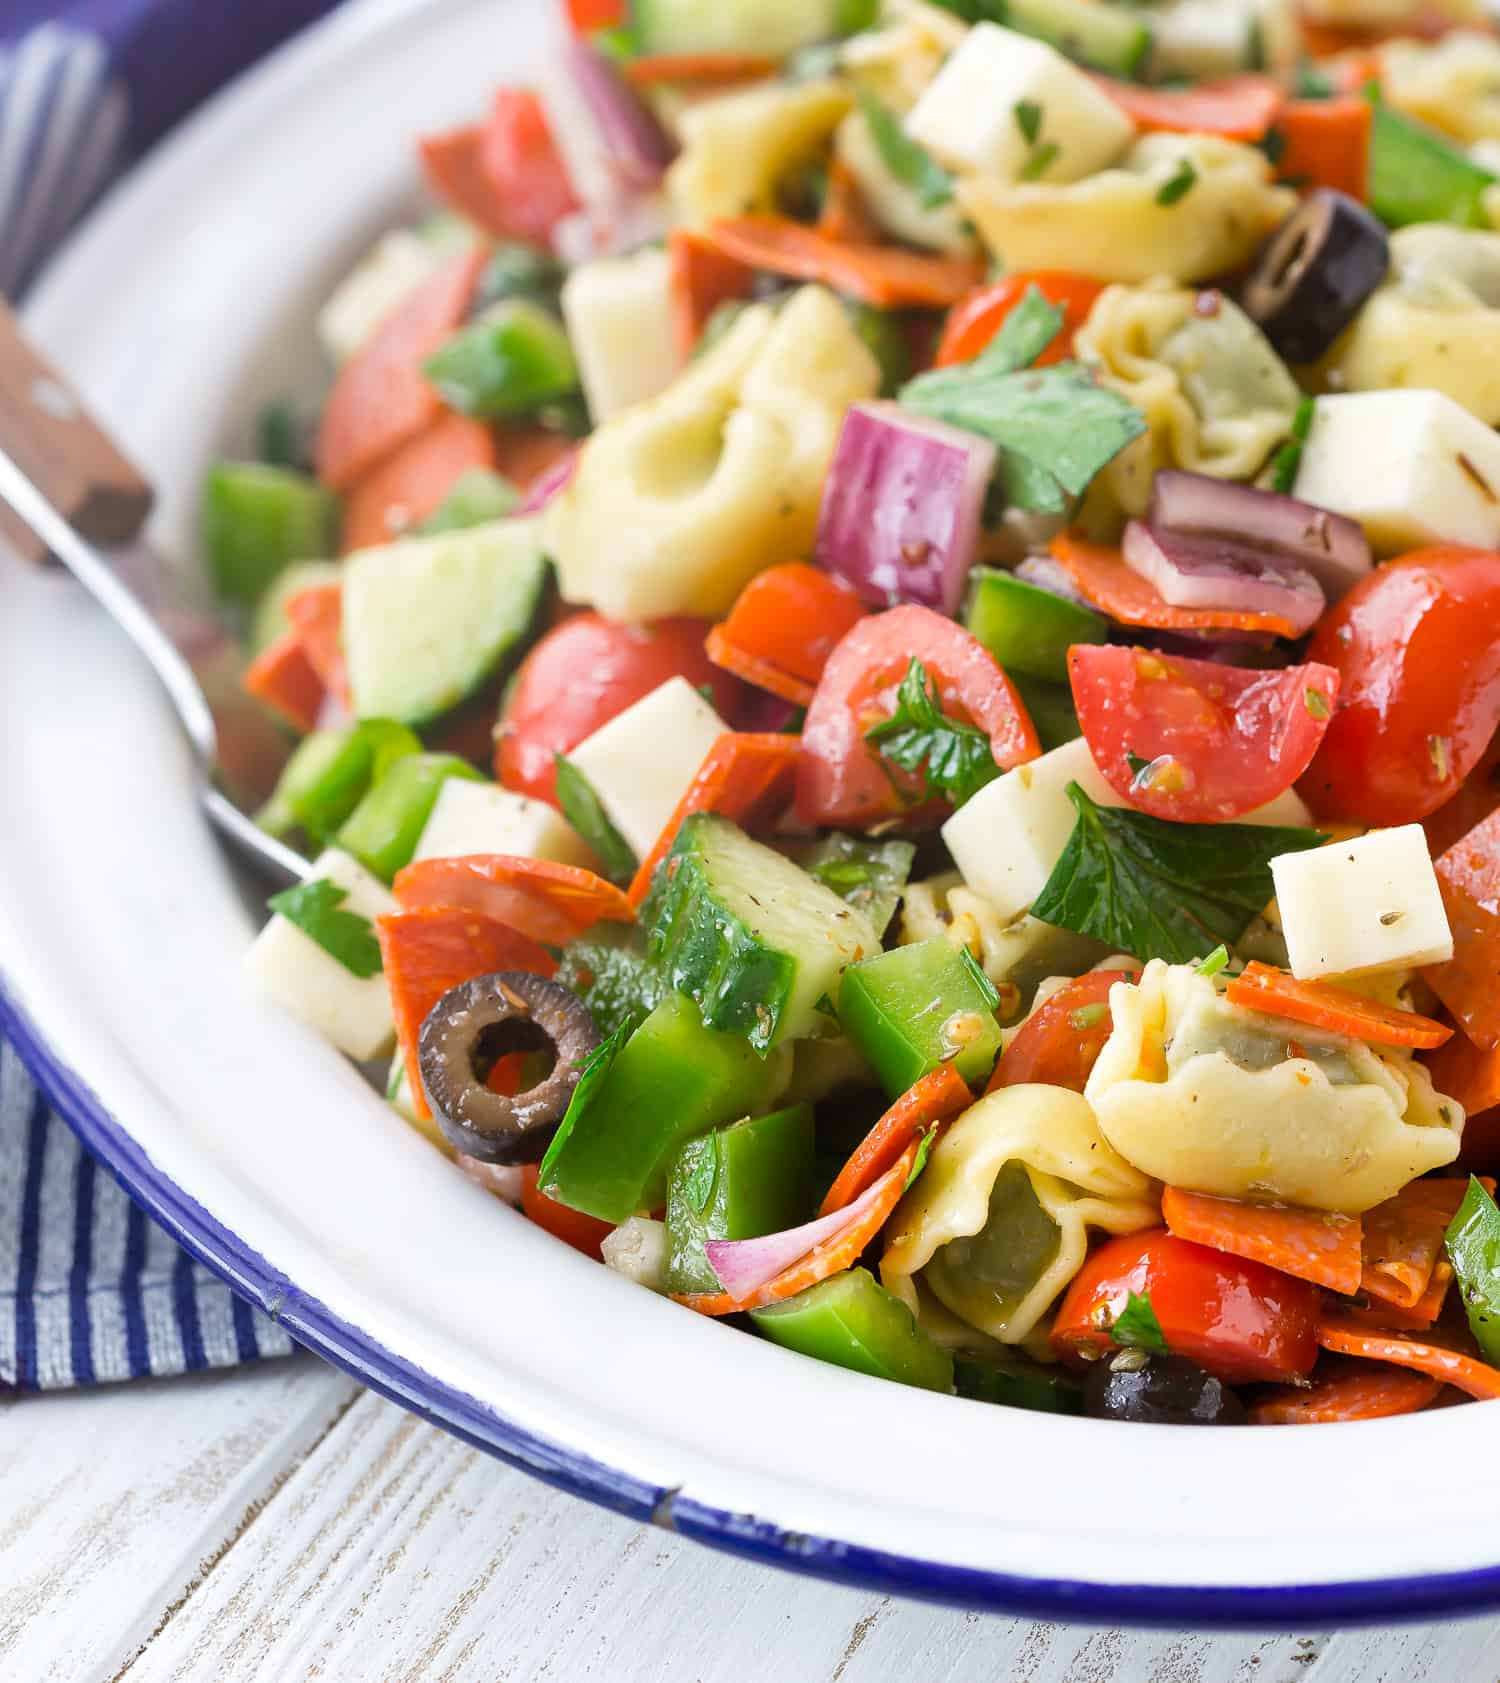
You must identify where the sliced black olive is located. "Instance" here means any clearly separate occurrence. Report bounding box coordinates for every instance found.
[1082,1353,1247,1425]
[418,972,601,1165]
[1241,188,1390,365]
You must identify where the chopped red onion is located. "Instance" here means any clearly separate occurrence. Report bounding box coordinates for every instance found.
[516,447,578,515]
[1015,554,1092,609]
[704,1176,889,1301]
[563,43,677,194]
[815,401,997,617]
[1123,520,1326,637]
[1148,471,1371,600]
[736,688,803,734]
[550,195,673,265]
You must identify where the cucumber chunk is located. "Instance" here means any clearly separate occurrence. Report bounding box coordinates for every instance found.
[751,1269,955,1392]
[649,814,881,1053]
[202,462,338,612]
[337,753,484,882]
[631,0,847,58]
[417,468,519,535]
[343,517,548,725]
[1002,0,1152,77]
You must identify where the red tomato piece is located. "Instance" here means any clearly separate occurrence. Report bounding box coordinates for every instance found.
[521,1163,614,1259]
[242,629,325,733]
[1068,644,1340,824]
[283,583,351,713]
[495,612,744,805]
[340,413,497,554]
[1303,546,1500,827]
[1051,1229,1322,1385]
[477,89,581,251]
[564,0,626,33]
[796,606,1040,829]
[985,968,1140,1095]
[314,245,487,492]
[935,272,1105,369]
[1419,806,1500,1048]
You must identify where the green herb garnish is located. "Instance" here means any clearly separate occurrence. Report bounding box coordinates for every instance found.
[858,89,954,209]
[1304,686,1331,721]
[865,658,1002,807]
[1113,1290,1170,1355]
[1030,784,1325,964]
[1447,1176,1500,1366]
[1020,140,1061,182]
[1155,157,1198,206]
[1270,395,1316,496]
[555,754,638,885]
[905,1124,939,1190]
[1196,944,1230,978]
[267,878,383,979]
[1014,99,1043,146]
[899,286,1147,514]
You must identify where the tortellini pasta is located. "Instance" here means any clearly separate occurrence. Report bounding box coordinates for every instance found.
[1379,30,1500,145]
[956,135,1295,286]
[899,872,1108,1001]
[545,286,880,620]
[834,112,978,257]
[666,79,851,223]
[837,0,968,115]
[1076,280,1302,520]
[1084,961,1463,1213]
[882,1086,1159,1347]
[1323,225,1500,426]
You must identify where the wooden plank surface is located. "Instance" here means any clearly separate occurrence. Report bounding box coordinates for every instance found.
[2,1353,1495,1682]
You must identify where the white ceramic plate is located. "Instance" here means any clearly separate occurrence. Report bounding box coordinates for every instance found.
[6,0,1500,1626]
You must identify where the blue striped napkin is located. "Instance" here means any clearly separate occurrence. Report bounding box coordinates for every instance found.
[1,0,341,1387]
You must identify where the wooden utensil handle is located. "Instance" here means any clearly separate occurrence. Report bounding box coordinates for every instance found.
[0,297,154,564]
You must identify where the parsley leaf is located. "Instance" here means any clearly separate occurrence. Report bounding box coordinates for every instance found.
[857,90,954,210]
[899,287,1147,514]
[1113,1291,1170,1355]
[555,754,638,886]
[1155,157,1198,206]
[1196,944,1230,978]
[1030,783,1326,964]
[1019,140,1060,182]
[267,878,383,979]
[1270,394,1316,496]
[905,1124,939,1190]
[864,658,1002,807]
[1014,99,1043,146]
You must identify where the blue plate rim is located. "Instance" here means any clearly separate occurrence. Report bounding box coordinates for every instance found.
[4,964,1499,1630]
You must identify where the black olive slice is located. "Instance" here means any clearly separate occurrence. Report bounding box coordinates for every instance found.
[1241,188,1390,366]
[1082,1353,1247,1426]
[418,971,602,1165]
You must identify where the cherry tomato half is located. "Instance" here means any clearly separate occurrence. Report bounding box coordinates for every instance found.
[934,272,1106,369]
[476,89,580,250]
[1052,1229,1321,1385]
[496,612,744,804]
[521,1164,614,1260]
[1068,645,1340,824]
[985,968,1140,1095]
[795,605,1040,829]
[1303,547,1500,827]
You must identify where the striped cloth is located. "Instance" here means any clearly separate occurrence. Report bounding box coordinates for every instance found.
[1,0,340,1387]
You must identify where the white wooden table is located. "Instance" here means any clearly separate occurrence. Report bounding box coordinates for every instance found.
[4,1353,1500,1681]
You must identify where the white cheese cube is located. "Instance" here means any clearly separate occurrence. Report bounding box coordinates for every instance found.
[565,676,726,860]
[317,231,447,365]
[561,247,680,424]
[905,22,1134,185]
[413,780,593,868]
[942,737,1122,925]
[1271,826,1454,981]
[1294,390,1500,555]
[244,849,397,1061]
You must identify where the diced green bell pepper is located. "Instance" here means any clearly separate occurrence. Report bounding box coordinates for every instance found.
[791,833,915,939]
[471,243,566,314]
[1368,103,1495,230]
[953,1352,1082,1415]
[664,1104,817,1294]
[424,300,579,420]
[417,468,520,535]
[336,752,484,881]
[202,462,339,613]
[837,939,1002,1097]
[964,568,1108,683]
[554,924,663,1040]
[538,992,782,1224]
[1446,1175,1500,1365]
[257,718,421,842]
[1009,672,1082,752]
[751,1269,954,1392]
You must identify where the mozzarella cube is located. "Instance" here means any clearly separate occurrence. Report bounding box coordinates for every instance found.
[561,248,681,424]
[942,737,1122,925]
[414,780,593,868]
[244,849,397,1061]
[1294,390,1500,555]
[905,23,1134,184]
[1271,826,1453,981]
[565,676,726,860]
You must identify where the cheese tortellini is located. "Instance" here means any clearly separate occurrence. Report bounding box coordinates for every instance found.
[837,0,968,115]
[957,135,1295,285]
[882,1086,1159,1347]
[1324,225,1500,426]
[546,286,880,620]
[834,111,979,257]
[666,79,851,223]
[1076,280,1302,521]
[1379,30,1500,145]
[1084,961,1463,1214]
